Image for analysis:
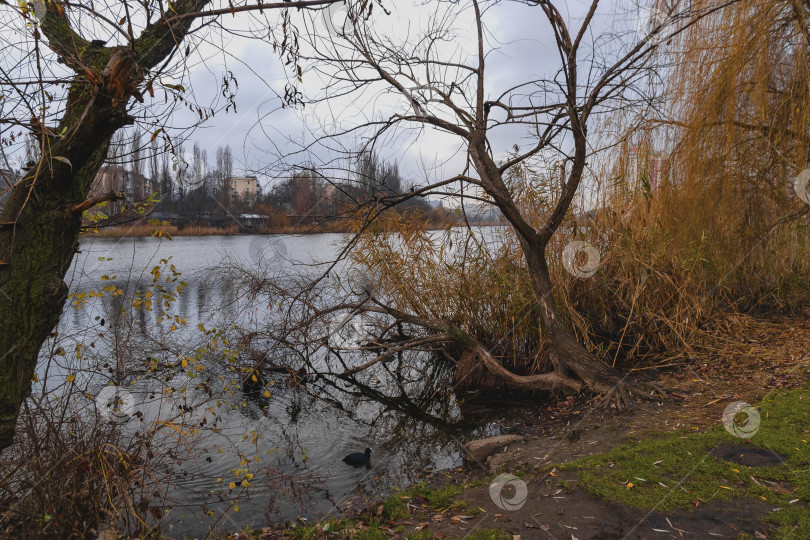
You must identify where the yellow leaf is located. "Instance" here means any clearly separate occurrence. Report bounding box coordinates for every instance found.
[32,373,38,383]
[228,482,235,490]
[233,504,239,513]
[718,486,733,490]
[626,482,634,489]
[264,390,271,398]
[66,374,75,383]
[181,358,188,368]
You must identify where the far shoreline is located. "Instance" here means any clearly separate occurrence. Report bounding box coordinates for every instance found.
[82,221,500,238]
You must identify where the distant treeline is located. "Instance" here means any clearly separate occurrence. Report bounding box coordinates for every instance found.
[89,134,460,231]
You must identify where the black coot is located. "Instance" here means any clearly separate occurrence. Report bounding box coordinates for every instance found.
[343,448,372,467]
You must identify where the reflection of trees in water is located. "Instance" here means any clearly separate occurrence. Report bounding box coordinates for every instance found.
[203,257,529,516]
[179,279,190,319]
[51,257,507,529]
[196,280,207,320]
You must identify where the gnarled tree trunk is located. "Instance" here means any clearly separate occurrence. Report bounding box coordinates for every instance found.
[0,0,212,452]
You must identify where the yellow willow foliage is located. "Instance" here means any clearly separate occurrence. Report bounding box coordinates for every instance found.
[597,0,810,318]
[348,1,810,372]
[661,0,809,240]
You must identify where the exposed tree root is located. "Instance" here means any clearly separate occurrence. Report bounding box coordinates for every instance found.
[464,345,583,394]
[591,377,670,410]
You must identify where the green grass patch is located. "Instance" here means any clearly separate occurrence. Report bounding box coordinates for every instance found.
[465,529,512,540]
[560,385,810,537]
[405,530,437,540]
[410,480,465,509]
[285,517,364,539]
[382,489,410,520]
[381,479,478,519]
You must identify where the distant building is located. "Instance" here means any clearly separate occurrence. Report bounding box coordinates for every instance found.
[460,202,501,223]
[225,176,258,203]
[0,169,16,212]
[626,146,670,194]
[91,165,150,201]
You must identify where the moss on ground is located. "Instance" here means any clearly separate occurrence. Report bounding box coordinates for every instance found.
[263,387,810,539]
[561,385,810,537]
[285,517,389,540]
[381,479,482,520]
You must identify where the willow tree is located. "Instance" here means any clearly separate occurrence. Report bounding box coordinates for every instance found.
[289,0,744,405]
[0,0,346,452]
[638,0,810,306]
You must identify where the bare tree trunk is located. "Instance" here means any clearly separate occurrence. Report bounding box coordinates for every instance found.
[0,0,211,451]
[466,107,627,400]
[519,237,624,394]
[0,141,112,448]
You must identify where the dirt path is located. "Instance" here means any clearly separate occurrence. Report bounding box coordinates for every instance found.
[254,312,810,539]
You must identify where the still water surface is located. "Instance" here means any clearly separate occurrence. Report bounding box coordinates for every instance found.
[57,233,514,536]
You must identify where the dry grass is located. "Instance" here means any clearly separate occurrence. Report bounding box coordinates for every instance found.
[347,1,810,389]
[351,165,810,392]
[85,222,239,237]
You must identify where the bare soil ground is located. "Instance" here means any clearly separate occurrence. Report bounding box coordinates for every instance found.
[254,311,810,539]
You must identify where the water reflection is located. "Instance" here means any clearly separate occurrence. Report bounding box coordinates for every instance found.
[50,234,516,537]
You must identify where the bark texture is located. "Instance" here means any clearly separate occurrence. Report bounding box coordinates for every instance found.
[0,0,211,451]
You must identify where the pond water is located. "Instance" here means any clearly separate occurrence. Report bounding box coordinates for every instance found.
[51,233,517,537]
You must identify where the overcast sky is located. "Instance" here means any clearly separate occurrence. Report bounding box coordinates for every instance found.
[158,0,646,189]
[1,0,651,193]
